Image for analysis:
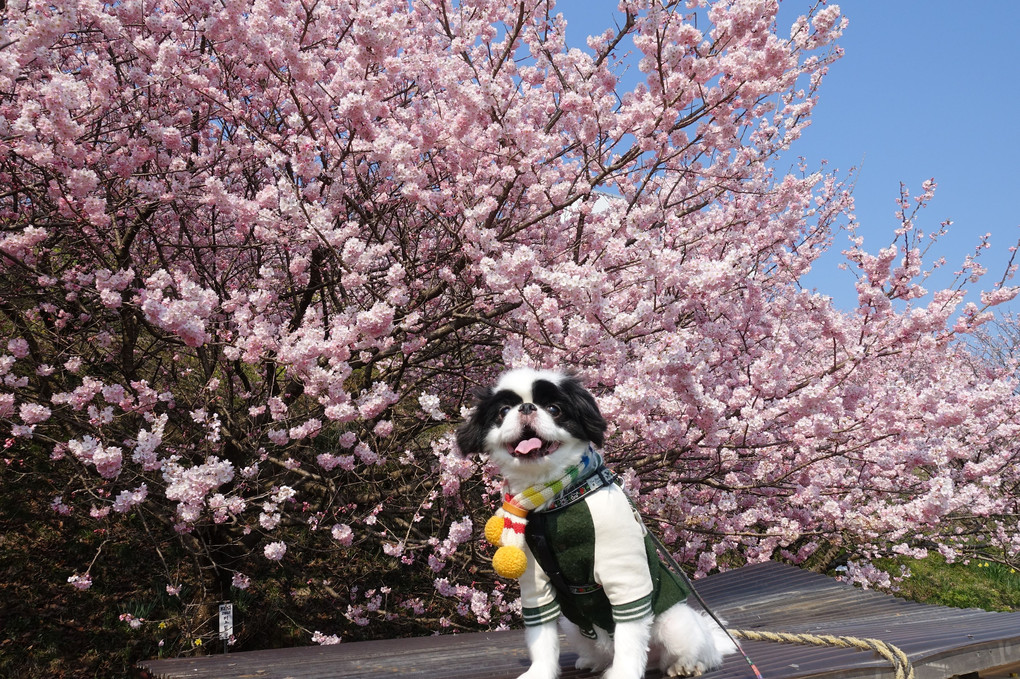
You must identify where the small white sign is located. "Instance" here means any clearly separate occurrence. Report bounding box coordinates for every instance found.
[219,603,233,640]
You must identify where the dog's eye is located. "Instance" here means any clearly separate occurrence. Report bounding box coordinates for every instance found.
[498,405,512,419]
[546,404,561,417]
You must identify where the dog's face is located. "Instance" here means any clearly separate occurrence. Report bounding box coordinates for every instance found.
[457,368,607,489]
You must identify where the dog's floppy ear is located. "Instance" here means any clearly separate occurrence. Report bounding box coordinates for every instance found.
[559,374,607,448]
[455,386,493,456]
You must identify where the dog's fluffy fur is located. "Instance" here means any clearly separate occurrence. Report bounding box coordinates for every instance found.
[457,368,733,679]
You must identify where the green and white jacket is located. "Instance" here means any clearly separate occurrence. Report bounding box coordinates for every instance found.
[521,478,689,638]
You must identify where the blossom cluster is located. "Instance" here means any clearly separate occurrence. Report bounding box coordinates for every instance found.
[0,0,1018,654]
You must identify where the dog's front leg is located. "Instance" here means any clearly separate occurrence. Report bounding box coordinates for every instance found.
[602,616,653,679]
[518,620,561,679]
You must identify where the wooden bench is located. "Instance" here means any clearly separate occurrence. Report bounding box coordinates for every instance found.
[138,561,1020,679]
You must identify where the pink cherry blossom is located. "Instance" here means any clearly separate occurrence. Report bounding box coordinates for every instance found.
[418,392,447,421]
[263,541,287,561]
[19,403,51,424]
[51,496,72,515]
[91,446,122,479]
[331,524,354,546]
[112,484,148,513]
[0,394,13,419]
[316,452,355,472]
[7,338,29,358]
[311,631,342,645]
[68,573,93,591]
[2,0,1019,649]
[163,457,235,523]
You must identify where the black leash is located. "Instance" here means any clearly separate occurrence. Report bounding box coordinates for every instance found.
[645,529,764,679]
[531,457,765,678]
[601,464,764,679]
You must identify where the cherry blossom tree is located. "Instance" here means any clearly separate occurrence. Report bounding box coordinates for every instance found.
[2,0,1019,668]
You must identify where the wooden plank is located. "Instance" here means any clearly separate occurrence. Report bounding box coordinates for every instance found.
[138,562,1020,679]
[138,630,581,679]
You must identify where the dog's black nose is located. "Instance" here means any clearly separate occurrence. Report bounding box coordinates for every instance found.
[519,403,537,414]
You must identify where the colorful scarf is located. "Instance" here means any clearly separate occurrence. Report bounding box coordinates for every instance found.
[485,448,600,579]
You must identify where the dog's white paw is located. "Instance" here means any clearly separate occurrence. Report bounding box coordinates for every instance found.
[575,654,610,672]
[665,659,708,677]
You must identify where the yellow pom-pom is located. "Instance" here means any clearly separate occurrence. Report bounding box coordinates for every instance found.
[492,545,528,579]
[484,515,505,546]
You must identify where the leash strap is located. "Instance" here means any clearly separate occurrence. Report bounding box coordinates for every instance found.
[645,529,765,679]
[524,454,765,679]
[603,472,765,679]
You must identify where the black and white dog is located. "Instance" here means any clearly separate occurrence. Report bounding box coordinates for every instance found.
[457,368,732,679]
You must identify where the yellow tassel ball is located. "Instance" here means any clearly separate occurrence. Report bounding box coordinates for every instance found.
[484,515,505,546]
[492,545,528,579]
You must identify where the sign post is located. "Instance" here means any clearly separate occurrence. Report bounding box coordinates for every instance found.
[219,603,233,654]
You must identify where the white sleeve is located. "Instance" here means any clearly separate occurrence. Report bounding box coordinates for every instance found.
[519,542,561,626]
[588,485,655,621]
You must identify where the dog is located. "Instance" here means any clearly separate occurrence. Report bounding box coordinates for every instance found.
[457,367,733,679]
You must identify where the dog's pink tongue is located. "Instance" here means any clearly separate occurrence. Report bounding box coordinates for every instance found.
[514,438,544,455]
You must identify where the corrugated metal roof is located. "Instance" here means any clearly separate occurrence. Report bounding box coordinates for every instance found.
[137,561,1020,679]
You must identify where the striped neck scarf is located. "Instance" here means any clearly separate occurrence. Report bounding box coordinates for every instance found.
[485,448,600,579]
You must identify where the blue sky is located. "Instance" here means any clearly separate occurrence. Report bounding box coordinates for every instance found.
[557,1,1020,311]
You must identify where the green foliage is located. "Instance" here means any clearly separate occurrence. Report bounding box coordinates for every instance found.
[875,554,1020,612]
